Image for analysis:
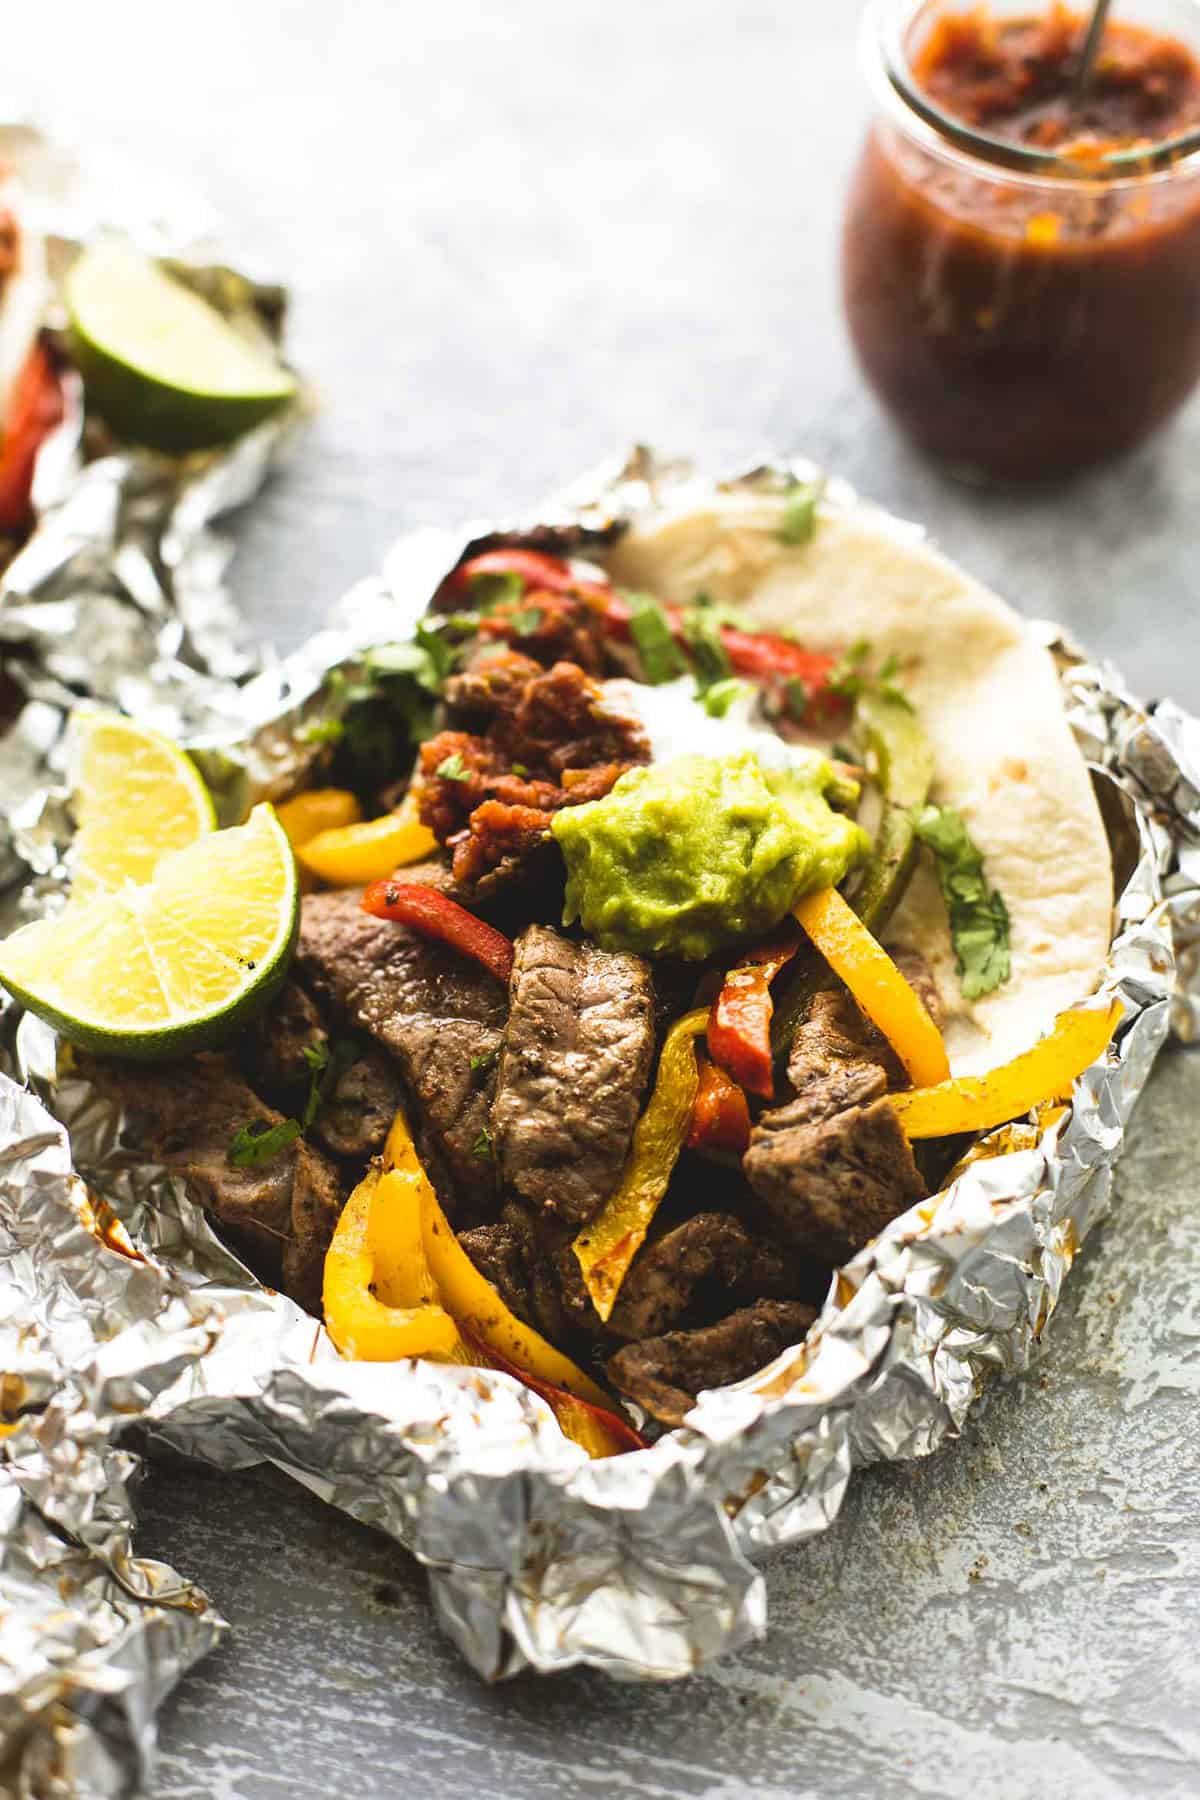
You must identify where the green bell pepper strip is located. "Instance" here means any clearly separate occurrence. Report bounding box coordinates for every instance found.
[769,690,935,1058]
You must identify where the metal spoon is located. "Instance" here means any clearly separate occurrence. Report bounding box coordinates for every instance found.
[1072,0,1113,104]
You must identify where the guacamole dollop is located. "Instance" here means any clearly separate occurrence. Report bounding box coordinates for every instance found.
[551,749,868,961]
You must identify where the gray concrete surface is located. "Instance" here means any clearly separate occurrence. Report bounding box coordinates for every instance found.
[9,3,1200,1795]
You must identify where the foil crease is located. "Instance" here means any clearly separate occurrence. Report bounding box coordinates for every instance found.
[0,446,1194,1793]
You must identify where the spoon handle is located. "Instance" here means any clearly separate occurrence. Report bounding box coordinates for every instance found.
[1073,0,1114,102]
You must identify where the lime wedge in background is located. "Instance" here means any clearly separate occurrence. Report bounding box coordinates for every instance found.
[65,238,297,452]
[0,804,299,1059]
[68,707,216,900]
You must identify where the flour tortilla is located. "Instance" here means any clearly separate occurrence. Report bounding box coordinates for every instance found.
[603,489,1113,1076]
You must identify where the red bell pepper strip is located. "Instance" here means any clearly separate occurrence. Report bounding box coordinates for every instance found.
[448,547,612,603]
[707,932,801,1099]
[360,880,514,984]
[686,1057,752,1154]
[598,593,842,714]
[0,341,64,533]
[450,551,844,714]
[457,1323,647,1458]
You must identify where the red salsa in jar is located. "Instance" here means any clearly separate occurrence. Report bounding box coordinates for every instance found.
[843,2,1200,481]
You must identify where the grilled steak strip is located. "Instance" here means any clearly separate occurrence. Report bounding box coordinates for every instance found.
[608,1212,800,1342]
[314,1041,406,1162]
[743,953,938,1267]
[79,1053,342,1315]
[744,1085,926,1267]
[296,888,507,1220]
[491,924,656,1232]
[606,1299,818,1427]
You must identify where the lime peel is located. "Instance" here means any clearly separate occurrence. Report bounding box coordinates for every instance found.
[0,804,299,1060]
[66,238,296,453]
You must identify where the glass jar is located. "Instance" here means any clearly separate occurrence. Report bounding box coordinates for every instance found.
[842,0,1200,482]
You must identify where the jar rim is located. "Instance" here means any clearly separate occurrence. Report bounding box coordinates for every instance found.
[863,0,1200,185]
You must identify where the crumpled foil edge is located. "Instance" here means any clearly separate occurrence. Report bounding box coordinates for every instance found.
[2,447,1196,1796]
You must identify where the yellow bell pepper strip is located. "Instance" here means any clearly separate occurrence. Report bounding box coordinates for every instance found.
[892,1000,1122,1139]
[367,1162,442,1312]
[457,1324,646,1458]
[572,1008,709,1323]
[793,885,950,1089]
[417,1175,613,1410]
[382,1103,638,1452]
[296,792,438,886]
[323,1167,461,1361]
[276,787,363,850]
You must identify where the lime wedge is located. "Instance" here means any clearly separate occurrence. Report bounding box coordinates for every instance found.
[68,707,216,900]
[0,804,299,1059]
[65,238,297,453]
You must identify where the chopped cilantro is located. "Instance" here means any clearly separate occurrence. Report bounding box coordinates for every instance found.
[682,601,732,695]
[471,1125,494,1159]
[829,638,872,700]
[879,680,914,713]
[300,1040,332,1128]
[702,677,753,718]
[778,477,825,547]
[626,591,687,685]
[228,1118,302,1168]
[911,804,1011,1000]
[467,569,525,610]
[470,1045,500,1075]
[510,762,530,778]
[784,677,809,723]
[436,752,471,782]
[507,607,544,636]
[298,716,345,747]
[229,1039,361,1165]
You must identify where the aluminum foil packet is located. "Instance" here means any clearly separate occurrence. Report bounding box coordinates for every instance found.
[2,436,1197,1798]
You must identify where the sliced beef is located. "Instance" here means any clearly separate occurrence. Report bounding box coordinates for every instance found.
[296,888,506,1220]
[787,954,943,1100]
[606,1299,818,1427]
[743,1081,925,1267]
[79,1053,342,1315]
[237,978,327,1105]
[314,1041,406,1161]
[491,925,655,1232]
[608,1212,793,1342]
[458,1202,579,1349]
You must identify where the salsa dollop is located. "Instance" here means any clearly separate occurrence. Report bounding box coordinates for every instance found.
[843,4,1200,481]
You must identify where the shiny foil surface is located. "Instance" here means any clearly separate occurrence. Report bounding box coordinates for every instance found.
[1,422,1195,1792]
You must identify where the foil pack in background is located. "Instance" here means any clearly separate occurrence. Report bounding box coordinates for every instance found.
[0,109,297,902]
[1,434,1197,1799]
[0,113,295,1796]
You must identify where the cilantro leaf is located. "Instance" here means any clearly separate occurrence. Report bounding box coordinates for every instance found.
[436,752,471,782]
[299,1040,332,1128]
[784,677,809,723]
[778,477,825,547]
[507,607,544,636]
[228,1118,303,1168]
[911,804,1011,1000]
[298,716,345,746]
[829,638,872,699]
[471,1125,494,1159]
[626,592,687,685]
[470,1045,500,1075]
[681,601,732,695]
[701,677,753,718]
[467,569,525,610]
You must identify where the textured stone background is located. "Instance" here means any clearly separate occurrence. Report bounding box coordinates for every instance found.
[10,3,1200,1794]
